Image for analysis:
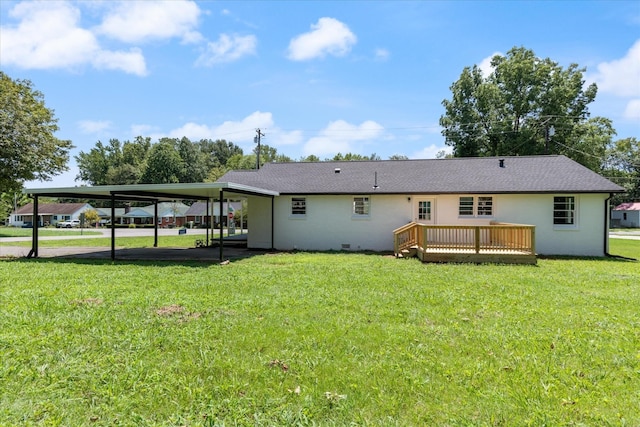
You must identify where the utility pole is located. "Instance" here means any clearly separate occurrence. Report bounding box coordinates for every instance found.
[254,128,265,170]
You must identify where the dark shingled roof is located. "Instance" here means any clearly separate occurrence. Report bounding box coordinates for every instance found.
[15,202,89,215]
[218,155,624,195]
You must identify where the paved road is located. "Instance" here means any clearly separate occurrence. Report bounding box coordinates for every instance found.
[610,231,640,240]
[0,227,242,243]
[0,227,250,261]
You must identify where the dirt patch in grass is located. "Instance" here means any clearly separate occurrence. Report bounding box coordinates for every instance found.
[70,298,103,306]
[155,304,202,322]
[156,304,185,316]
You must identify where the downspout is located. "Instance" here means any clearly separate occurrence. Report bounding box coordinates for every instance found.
[604,193,613,257]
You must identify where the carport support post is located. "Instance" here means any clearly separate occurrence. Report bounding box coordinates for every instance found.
[206,198,210,246]
[31,195,39,258]
[219,191,224,261]
[111,194,116,261]
[154,201,158,247]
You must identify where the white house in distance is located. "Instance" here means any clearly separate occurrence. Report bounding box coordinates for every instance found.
[10,202,93,227]
[611,202,640,228]
[218,155,624,257]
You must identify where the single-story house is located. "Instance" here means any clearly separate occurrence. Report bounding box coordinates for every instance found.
[9,202,94,227]
[611,202,640,228]
[95,207,126,225]
[218,155,624,257]
[118,202,190,227]
[185,201,243,228]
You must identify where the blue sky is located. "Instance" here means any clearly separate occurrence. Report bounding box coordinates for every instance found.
[1,0,639,188]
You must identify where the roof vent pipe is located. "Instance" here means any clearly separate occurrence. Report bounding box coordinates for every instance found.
[499,159,505,168]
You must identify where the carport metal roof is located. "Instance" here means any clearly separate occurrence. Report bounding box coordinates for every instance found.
[23,182,279,262]
[25,182,279,201]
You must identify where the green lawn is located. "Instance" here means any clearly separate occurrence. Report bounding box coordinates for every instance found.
[0,240,638,426]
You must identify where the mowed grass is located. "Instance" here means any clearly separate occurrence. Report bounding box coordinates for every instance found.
[0,240,638,426]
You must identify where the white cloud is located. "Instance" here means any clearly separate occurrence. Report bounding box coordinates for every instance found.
[287,17,357,61]
[196,34,257,66]
[130,124,157,137]
[93,48,147,75]
[623,99,640,120]
[303,120,384,156]
[78,120,111,134]
[147,111,302,151]
[0,1,147,75]
[591,39,640,97]
[411,144,451,159]
[478,51,502,77]
[97,0,203,44]
[374,48,390,62]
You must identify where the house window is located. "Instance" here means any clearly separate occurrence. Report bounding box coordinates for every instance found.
[477,197,493,216]
[554,196,576,225]
[459,196,494,217]
[291,197,306,215]
[623,213,627,221]
[418,200,431,221]
[459,197,474,216]
[353,197,370,216]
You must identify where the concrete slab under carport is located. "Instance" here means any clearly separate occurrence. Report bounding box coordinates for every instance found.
[0,243,270,263]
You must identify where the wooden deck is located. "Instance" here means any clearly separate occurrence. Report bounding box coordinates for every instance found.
[393,222,536,264]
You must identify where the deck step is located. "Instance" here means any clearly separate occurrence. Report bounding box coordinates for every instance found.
[400,247,418,258]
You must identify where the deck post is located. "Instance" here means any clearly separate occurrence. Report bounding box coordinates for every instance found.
[475,226,480,253]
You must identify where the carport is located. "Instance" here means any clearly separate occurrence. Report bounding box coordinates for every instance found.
[23,182,279,262]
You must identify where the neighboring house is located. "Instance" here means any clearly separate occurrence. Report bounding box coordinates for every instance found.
[185,201,243,227]
[218,155,624,256]
[119,202,190,227]
[95,207,126,225]
[10,202,93,227]
[611,202,640,228]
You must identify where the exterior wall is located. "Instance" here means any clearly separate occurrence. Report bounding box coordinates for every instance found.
[247,196,274,249]
[611,210,640,228]
[455,193,608,256]
[255,193,609,256]
[273,194,413,252]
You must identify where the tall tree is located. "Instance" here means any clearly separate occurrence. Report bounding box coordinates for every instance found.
[440,47,603,169]
[200,139,243,169]
[140,140,183,184]
[177,137,208,182]
[0,72,73,192]
[605,137,640,203]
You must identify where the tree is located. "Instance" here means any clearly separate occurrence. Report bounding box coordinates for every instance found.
[605,137,640,203]
[0,191,29,223]
[82,208,101,226]
[200,139,243,169]
[389,154,409,160]
[330,152,381,161]
[440,47,605,169]
[300,154,320,162]
[140,140,183,183]
[0,72,73,192]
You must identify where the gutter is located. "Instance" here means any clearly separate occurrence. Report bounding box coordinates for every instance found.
[605,193,613,257]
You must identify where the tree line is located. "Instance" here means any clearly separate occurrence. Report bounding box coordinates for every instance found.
[74,136,388,186]
[1,46,638,218]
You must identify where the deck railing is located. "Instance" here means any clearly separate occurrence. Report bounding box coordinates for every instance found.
[393,222,535,257]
